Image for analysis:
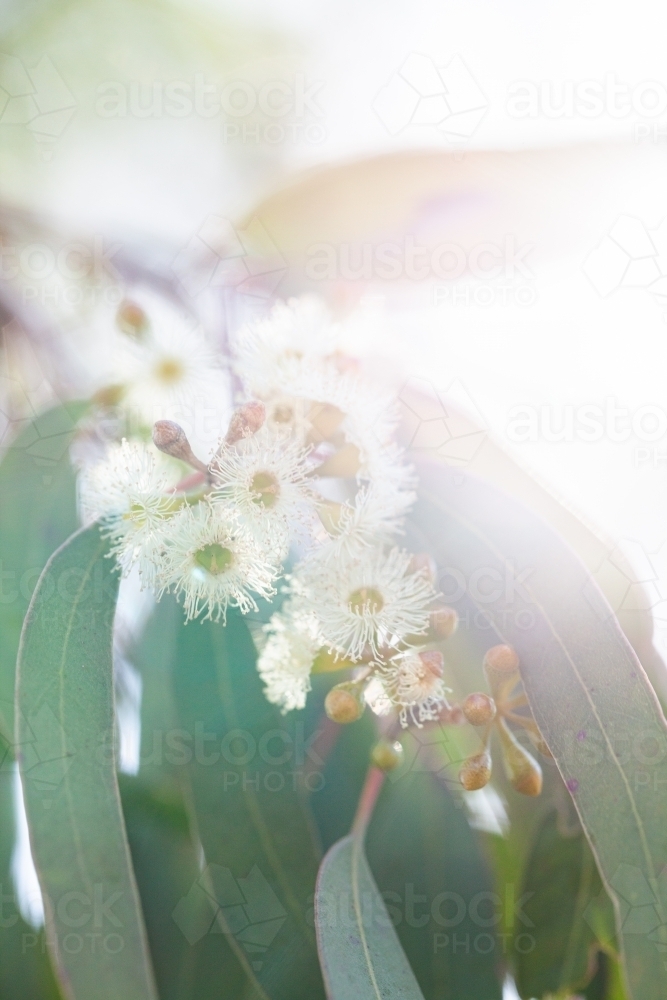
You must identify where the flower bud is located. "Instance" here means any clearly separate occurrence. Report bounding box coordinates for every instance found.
[152,421,207,472]
[225,401,266,445]
[371,739,404,772]
[418,649,443,678]
[429,605,458,639]
[483,644,519,673]
[116,299,148,339]
[496,718,542,796]
[483,644,520,701]
[462,692,497,726]
[408,553,438,585]
[311,648,355,674]
[325,683,365,724]
[459,750,492,791]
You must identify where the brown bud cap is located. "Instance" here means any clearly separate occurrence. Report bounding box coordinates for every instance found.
[371,739,404,772]
[419,649,443,678]
[496,718,542,796]
[225,402,266,445]
[459,750,492,791]
[408,553,438,584]
[311,648,355,674]
[430,605,458,639]
[153,421,208,473]
[462,692,497,726]
[116,299,149,339]
[324,683,365,724]
[483,644,519,673]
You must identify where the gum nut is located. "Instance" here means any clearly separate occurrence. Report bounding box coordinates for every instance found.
[325,684,364,724]
[497,719,543,796]
[483,644,519,673]
[459,750,492,791]
[371,740,404,772]
[430,606,458,639]
[462,692,497,726]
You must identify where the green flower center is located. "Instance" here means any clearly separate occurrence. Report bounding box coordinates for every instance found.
[348,587,384,615]
[194,543,234,576]
[251,471,279,508]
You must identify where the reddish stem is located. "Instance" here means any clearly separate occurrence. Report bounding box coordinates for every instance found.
[351,766,385,839]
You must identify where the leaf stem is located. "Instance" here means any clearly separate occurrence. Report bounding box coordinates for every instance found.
[351,765,385,839]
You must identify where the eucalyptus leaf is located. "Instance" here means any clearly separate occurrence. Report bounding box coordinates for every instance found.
[16,524,158,1000]
[514,809,616,999]
[315,830,426,1000]
[120,774,251,1000]
[414,461,667,1000]
[0,401,85,743]
[0,771,63,999]
[365,772,503,1000]
[171,609,325,1000]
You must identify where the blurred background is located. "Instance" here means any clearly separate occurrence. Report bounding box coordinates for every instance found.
[2,0,667,649]
[4,4,667,996]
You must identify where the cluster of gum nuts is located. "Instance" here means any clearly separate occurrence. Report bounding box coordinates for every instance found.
[457,644,550,797]
[367,640,550,798]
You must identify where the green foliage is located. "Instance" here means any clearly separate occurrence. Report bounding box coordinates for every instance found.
[416,461,667,1000]
[171,608,326,1000]
[16,524,158,1000]
[316,831,426,999]
[366,773,503,1000]
[0,401,85,743]
[514,809,617,998]
[6,409,667,1000]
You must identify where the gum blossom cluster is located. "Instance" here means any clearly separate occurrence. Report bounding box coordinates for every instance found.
[80,296,458,727]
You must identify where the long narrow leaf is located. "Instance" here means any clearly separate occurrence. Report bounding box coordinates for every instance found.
[0,402,85,743]
[315,830,426,1000]
[16,524,158,1000]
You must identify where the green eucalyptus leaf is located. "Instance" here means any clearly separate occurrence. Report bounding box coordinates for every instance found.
[0,401,85,744]
[514,809,616,999]
[120,774,253,1000]
[365,772,504,1000]
[0,772,63,999]
[16,524,158,1000]
[315,830,426,1000]
[414,461,667,1000]
[171,609,325,1000]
